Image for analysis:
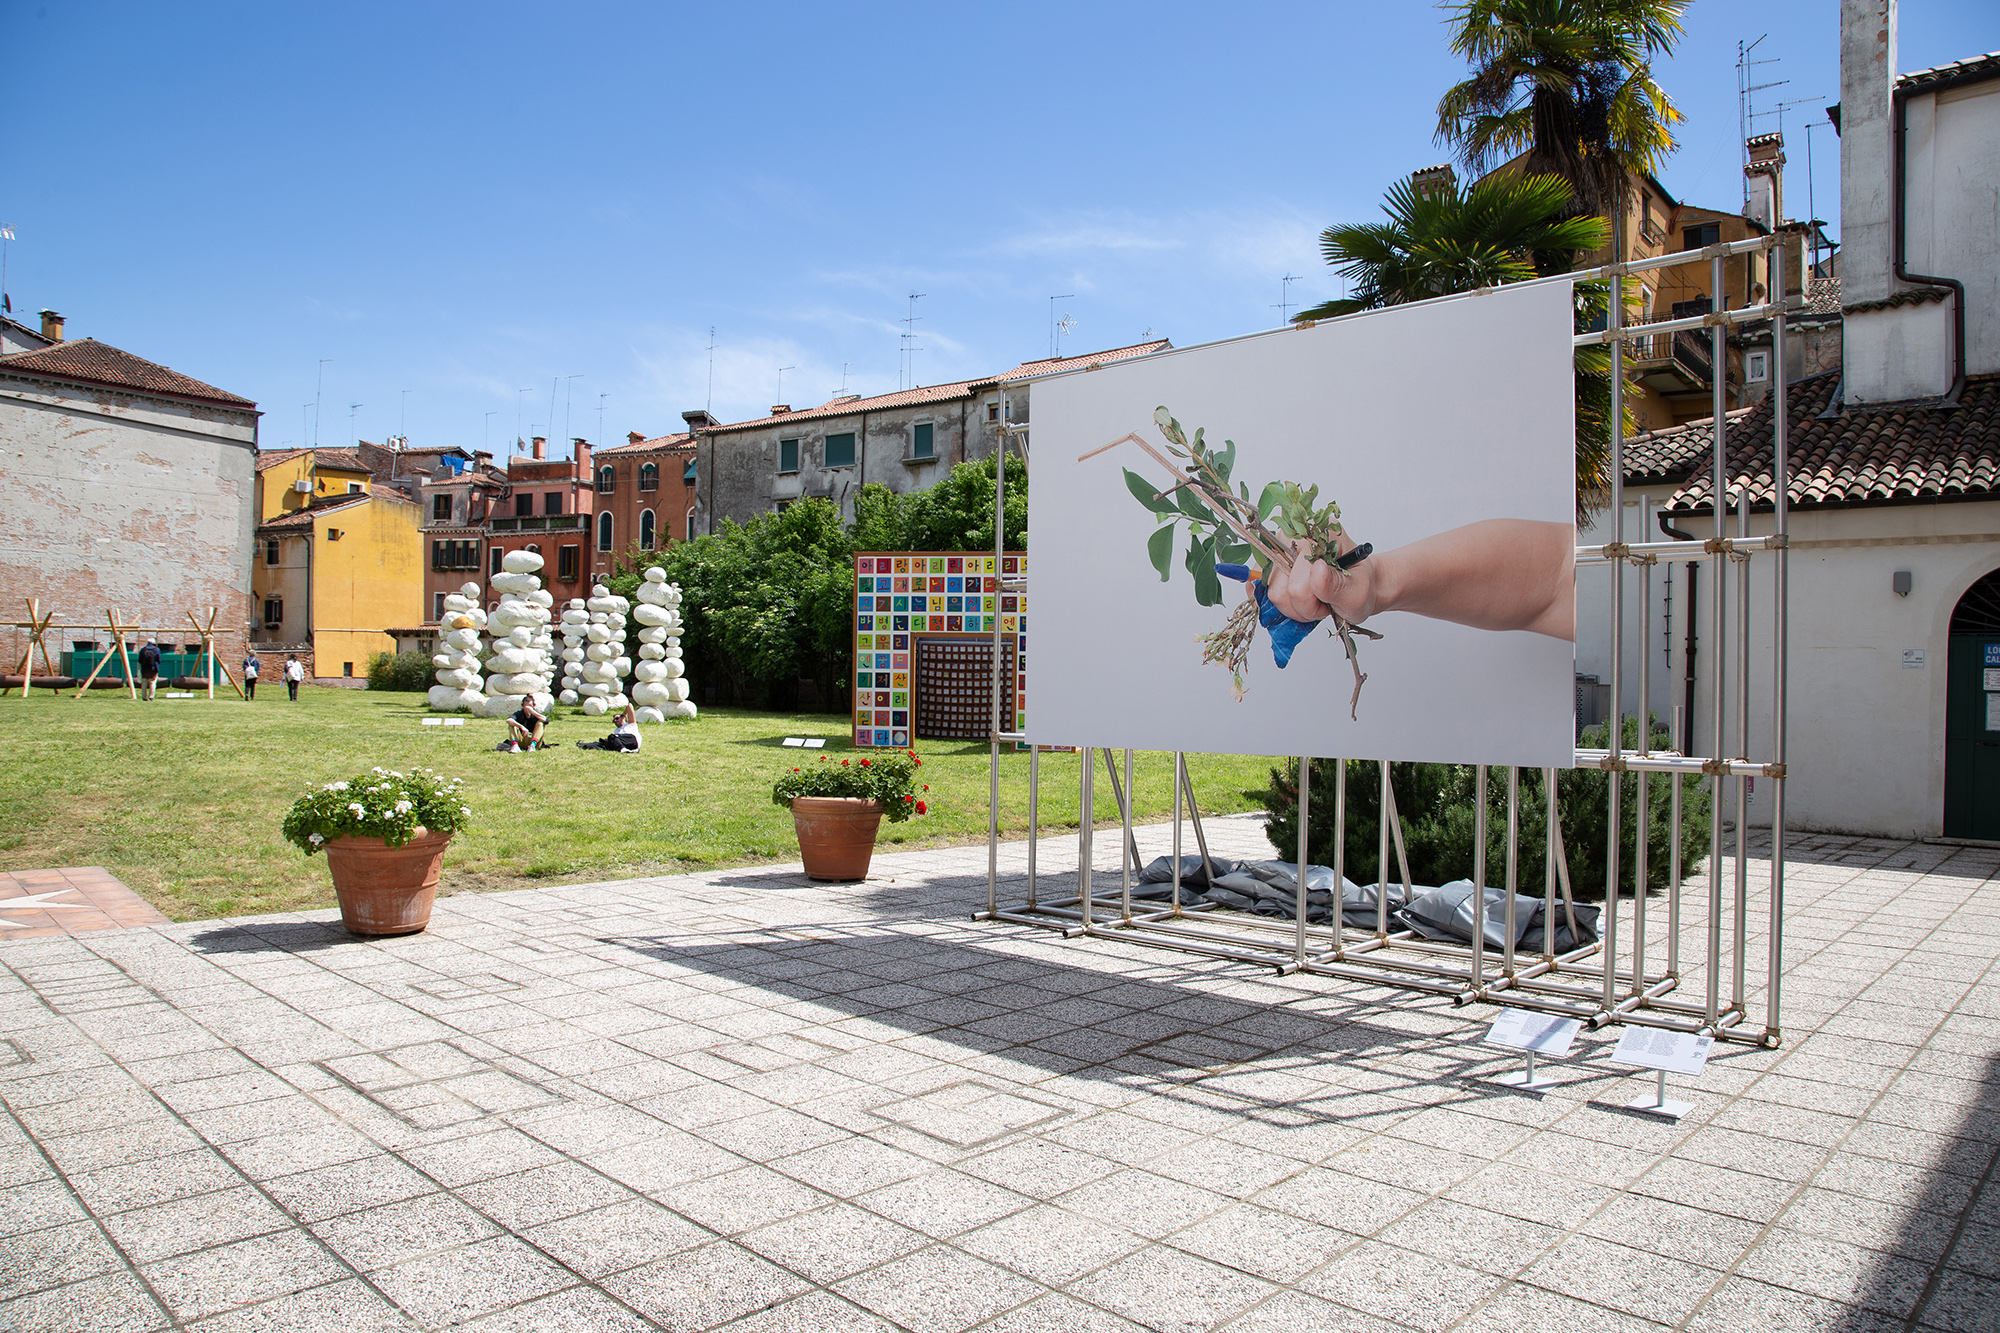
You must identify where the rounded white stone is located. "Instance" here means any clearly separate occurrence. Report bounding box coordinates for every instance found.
[631,680,671,707]
[634,661,667,683]
[582,695,608,715]
[631,603,671,627]
[665,678,690,703]
[643,567,667,583]
[665,701,697,719]
[636,706,665,723]
[662,659,685,679]
[558,688,578,705]
[638,644,665,661]
[502,550,544,574]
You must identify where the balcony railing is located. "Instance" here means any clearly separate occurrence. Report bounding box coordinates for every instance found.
[1627,326,1714,388]
[489,514,583,532]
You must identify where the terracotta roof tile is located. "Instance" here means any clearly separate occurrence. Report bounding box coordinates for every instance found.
[599,431,696,455]
[1622,408,1755,485]
[305,447,370,473]
[256,493,372,534]
[0,338,255,407]
[988,339,1173,382]
[1898,51,2000,91]
[254,447,311,472]
[1664,369,2000,514]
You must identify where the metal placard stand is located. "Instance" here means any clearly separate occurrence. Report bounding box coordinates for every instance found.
[978,233,1796,1047]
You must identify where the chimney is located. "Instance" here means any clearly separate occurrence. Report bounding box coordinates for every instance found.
[1409,164,1457,198]
[38,310,64,342]
[769,405,791,416]
[681,409,717,431]
[1744,132,1785,231]
[1839,0,1897,306]
[474,450,492,470]
[574,437,592,475]
[531,436,546,460]
[627,430,646,446]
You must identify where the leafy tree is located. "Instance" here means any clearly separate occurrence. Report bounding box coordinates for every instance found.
[852,453,1027,553]
[1435,0,1686,224]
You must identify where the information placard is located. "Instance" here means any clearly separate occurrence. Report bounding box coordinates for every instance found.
[1485,1008,1582,1057]
[1612,1026,1713,1076]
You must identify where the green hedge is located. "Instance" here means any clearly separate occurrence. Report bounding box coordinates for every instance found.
[1259,717,1711,898]
[366,650,434,693]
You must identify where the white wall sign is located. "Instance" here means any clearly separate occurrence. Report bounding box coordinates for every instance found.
[1610,1025,1713,1076]
[1028,281,1577,766]
[1903,649,1926,669]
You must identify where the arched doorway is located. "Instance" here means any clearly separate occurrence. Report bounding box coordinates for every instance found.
[1944,566,2000,839]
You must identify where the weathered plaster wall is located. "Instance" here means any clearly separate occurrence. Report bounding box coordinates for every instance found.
[0,377,257,673]
[307,496,423,675]
[1904,78,2000,376]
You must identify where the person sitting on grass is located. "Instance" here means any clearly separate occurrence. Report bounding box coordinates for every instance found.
[502,699,549,752]
[576,703,642,752]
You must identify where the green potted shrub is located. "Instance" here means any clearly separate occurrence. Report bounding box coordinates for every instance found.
[283,768,472,935]
[773,749,927,881]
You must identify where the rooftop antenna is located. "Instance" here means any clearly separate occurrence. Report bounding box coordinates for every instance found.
[559,374,581,450]
[483,411,496,452]
[596,392,608,454]
[0,225,14,316]
[706,326,716,413]
[348,401,363,447]
[776,365,796,405]
[900,294,926,390]
[1048,294,1074,359]
[1054,310,1077,359]
[313,359,332,447]
[399,388,411,442]
[303,404,313,452]
[1737,36,1786,188]
[516,387,532,452]
[1273,273,1302,325]
[840,362,852,396]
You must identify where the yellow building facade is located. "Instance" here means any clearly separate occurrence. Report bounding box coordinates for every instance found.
[251,449,423,678]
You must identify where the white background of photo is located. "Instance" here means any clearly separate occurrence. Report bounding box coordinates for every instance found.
[1027,279,1577,767]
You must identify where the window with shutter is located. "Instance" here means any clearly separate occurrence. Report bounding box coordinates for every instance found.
[824,433,856,468]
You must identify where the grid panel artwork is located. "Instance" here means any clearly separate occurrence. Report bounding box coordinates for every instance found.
[914,638,1018,741]
[853,552,1027,748]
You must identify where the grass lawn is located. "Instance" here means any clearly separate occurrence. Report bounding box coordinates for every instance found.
[0,686,1283,921]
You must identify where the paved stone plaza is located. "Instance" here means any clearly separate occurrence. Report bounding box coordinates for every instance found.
[2,815,1996,1331]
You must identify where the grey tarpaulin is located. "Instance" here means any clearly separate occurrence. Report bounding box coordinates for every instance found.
[1130,857,1410,928]
[1394,880,1600,952]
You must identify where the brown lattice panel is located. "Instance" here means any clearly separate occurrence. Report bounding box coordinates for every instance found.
[914,638,1015,741]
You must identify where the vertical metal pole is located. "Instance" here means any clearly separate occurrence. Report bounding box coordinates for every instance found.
[1332,758,1347,960]
[1471,765,1487,991]
[1121,748,1134,926]
[1547,767,1573,949]
[1604,259,1626,1011]
[1171,752,1183,917]
[1767,307,1791,1045]
[1706,252,1729,1026]
[1027,747,1040,909]
[1634,496,1652,996]
[987,412,1007,919]
[1295,756,1310,967]
[1181,760,1215,883]
[1080,753,1094,930]
[1376,760,1391,939]
[1732,492,1751,1010]
[1669,706,1684,978]
[1504,766,1519,978]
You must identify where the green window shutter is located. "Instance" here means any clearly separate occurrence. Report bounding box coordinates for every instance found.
[779,439,799,473]
[825,433,856,468]
[912,423,933,458]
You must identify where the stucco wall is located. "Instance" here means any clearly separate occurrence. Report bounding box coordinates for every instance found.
[307,497,424,671]
[1587,490,2000,837]
[0,376,257,674]
[1904,77,2000,377]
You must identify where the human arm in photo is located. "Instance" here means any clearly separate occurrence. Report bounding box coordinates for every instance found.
[1264,518,1575,642]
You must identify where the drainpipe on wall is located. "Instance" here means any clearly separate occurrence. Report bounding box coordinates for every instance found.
[1659,508,1700,748]
[1890,63,1996,404]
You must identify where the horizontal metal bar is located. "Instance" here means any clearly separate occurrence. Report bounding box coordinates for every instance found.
[1573,295,1793,347]
[1571,750,1783,777]
[1576,535,1785,562]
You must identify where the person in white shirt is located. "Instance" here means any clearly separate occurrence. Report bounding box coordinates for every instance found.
[576,703,642,752]
[283,654,304,701]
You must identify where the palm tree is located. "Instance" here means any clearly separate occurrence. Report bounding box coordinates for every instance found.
[1435,0,1686,222]
[1293,172,1607,322]
[1292,172,1620,514]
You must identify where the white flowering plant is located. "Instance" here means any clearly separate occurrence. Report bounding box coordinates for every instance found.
[281,768,472,854]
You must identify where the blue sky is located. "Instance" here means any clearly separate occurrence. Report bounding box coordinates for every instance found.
[2,2,1990,452]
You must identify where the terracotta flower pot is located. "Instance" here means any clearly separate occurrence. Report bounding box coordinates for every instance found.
[323,829,451,936]
[789,797,885,881]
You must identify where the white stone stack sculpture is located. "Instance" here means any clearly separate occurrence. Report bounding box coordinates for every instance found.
[574,583,631,717]
[427,580,490,712]
[631,567,696,720]
[556,598,588,705]
[479,551,555,719]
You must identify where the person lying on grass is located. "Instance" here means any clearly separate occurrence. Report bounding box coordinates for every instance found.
[576,703,642,753]
[502,699,549,752]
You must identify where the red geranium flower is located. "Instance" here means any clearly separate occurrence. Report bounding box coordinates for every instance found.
[841,759,849,766]
[915,801,927,815]
[860,758,871,766]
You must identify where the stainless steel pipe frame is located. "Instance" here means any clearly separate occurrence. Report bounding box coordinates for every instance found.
[978,236,1792,1046]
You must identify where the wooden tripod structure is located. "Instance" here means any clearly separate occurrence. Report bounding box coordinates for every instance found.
[71,609,141,699]
[186,607,246,700]
[2,599,58,699]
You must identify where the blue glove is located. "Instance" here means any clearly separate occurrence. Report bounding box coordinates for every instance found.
[1216,545,1373,670]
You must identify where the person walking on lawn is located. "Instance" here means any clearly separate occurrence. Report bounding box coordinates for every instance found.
[136,637,162,701]
[241,653,260,701]
[283,654,304,701]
